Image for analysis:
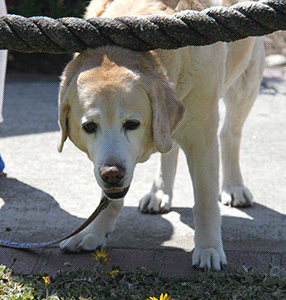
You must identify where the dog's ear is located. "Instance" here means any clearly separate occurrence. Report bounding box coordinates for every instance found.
[58,55,81,152]
[58,73,71,153]
[58,94,69,153]
[148,77,186,153]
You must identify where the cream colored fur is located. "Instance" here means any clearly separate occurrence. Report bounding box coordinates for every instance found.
[58,0,265,271]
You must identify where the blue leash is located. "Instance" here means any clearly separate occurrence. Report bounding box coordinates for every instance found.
[0,196,111,249]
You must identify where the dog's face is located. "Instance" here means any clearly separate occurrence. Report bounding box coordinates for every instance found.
[66,65,154,198]
[58,48,185,199]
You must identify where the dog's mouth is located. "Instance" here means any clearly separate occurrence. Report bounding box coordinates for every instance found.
[104,186,130,199]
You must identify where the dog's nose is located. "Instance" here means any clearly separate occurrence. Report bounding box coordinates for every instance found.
[100,165,125,185]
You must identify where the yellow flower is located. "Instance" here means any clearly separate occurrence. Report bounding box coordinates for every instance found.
[42,276,51,285]
[91,249,110,265]
[109,269,119,275]
[148,293,174,300]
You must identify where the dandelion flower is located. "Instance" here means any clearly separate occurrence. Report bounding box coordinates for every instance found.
[43,276,51,299]
[148,293,174,300]
[109,269,119,275]
[42,276,51,285]
[91,249,110,266]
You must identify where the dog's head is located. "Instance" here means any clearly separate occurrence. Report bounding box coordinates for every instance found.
[58,47,185,199]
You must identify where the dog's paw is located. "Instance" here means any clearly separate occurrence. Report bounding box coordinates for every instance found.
[60,231,107,252]
[192,247,227,271]
[60,199,123,252]
[139,190,171,213]
[220,186,253,207]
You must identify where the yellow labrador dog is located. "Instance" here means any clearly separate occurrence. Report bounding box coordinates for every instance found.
[58,0,264,271]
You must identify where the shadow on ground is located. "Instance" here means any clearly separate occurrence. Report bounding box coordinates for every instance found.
[1,172,286,252]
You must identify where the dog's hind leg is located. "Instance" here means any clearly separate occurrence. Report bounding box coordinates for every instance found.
[220,39,265,207]
[138,141,179,213]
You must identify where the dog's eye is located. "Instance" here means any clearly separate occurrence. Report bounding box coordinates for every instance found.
[123,120,140,131]
[82,122,98,134]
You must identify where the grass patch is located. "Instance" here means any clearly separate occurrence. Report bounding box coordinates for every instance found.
[0,264,286,299]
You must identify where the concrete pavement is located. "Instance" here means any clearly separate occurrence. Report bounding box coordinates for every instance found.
[0,70,285,277]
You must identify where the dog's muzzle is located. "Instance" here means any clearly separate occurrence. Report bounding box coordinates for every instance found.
[104,186,130,199]
[100,164,129,199]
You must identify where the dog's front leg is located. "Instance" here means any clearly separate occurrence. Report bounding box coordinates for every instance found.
[60,197,123,252]
[139,142,179,213]
[179,119,227,271]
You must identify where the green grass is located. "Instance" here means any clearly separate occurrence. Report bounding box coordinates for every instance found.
[1,264,286,299]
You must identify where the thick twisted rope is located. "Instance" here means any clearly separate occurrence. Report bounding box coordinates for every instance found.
[0,0,285,53]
